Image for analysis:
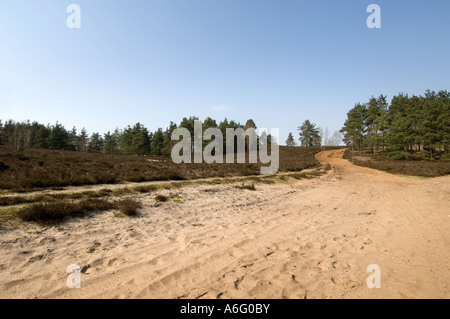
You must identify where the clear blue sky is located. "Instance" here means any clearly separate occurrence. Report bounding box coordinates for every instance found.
[1,0,449,144]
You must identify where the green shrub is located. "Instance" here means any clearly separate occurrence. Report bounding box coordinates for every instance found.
[388,151,424,161]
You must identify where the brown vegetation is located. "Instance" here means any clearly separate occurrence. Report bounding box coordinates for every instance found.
[343,149,450,177]
[0,145,322,191]
[0,146,335,226]
[17,198,115,224]
[13,197,144,224]
[235,183,256,191]
[155,194,169,202]
[0,166,333,227]
[117,199,142,217]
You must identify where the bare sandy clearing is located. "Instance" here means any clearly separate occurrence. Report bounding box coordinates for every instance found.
[0,149,449,298]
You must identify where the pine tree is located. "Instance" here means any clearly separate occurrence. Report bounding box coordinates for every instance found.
[386,93,413,151]
[341,104,367,153]
[119,126,133,154]
[436,90,450,153]
[162,121,178,155]
[218,118,230,154]
[33,125,51,149]
[151,128,164,156]
[130,123,150,155]
[68,127,78,151]
[374,95,389,151]
[366,97,379,153]
[103,129,120,154]
[298,120,321,147]
[202,117,219,151]
[47,123,70,150]
[419,91,441,157]
[78,128,88,152]
[180,116,200,153]
[285,132,296,146]
[88,132,104,152]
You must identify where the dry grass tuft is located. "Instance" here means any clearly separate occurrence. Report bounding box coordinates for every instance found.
[116,199,142,216]
[16,198,114,224]
[235,183,256,191]
[155,194,169,202]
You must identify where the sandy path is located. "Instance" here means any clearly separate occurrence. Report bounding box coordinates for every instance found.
[0,149,449,299]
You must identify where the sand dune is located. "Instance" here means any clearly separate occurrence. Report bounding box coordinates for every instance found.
[0,149,449,299]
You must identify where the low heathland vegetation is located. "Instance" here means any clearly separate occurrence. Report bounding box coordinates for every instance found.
[0,164,332,227]
[343,149,450,177]
[0,145,322,191]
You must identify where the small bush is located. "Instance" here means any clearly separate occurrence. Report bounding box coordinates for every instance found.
[117,199,142,216]
[16,198,114,223]
[132,185,157,193]
[18,202,83,222]
[84,198,115,211]
[388,151,424,161]
[235,183,256,191]
[155,194,168,202]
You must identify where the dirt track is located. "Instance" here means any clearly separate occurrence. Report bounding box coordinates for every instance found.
[0,149,449,298]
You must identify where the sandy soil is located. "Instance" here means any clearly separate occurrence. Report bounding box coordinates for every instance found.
[0,149,449,299]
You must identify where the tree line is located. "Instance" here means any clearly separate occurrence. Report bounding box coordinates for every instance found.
[340,90,450,157]
[0,116,275,156]
[285,120,342,147]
